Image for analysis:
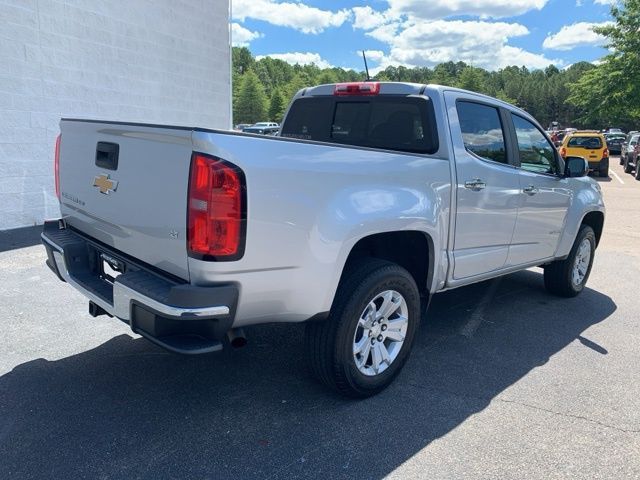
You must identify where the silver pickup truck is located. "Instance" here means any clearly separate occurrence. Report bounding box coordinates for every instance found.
[42,82,605,397]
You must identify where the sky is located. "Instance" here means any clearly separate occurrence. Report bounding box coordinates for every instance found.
[231,0,616,73]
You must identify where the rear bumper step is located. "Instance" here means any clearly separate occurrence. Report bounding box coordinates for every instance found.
[41,220,238,354]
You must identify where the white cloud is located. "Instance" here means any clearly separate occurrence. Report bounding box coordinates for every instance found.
[361,50,385,63]
[386,0,549,20]
[594,0,616,5]
[543,22,612,50]
[231,23,263,47]
[352,6,397,30]
[367,20,560,73]
[256,52,333,69]
[232,0,351,34]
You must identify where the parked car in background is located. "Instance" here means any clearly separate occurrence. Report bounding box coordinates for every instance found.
[234,123,252,132]
[242,122,280,135]
[560,131,609,177]
[605,133,626,155]
[605,128,624,135]
[633,144,640,181]
[621,131,639,165]
[623,133,640,176]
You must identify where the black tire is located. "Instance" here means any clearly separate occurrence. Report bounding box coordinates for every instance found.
[599,164,609,177]
[624,156,633,174]
[544,225,596,297]
[635,161,640,180]
[305,259,420,398]
[619,156,624,165]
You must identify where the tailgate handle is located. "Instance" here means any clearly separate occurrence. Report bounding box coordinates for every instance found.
[95,142,120,170]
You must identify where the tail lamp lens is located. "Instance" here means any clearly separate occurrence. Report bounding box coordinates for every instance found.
[188,153,246,260]
[54,134,61,199]
[603,148,609,158]
[560,147,567,158]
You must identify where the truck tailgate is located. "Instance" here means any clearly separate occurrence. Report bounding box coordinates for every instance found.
[58,120,194,280]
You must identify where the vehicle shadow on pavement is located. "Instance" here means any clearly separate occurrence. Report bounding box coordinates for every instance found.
[0,226,42,253]
[0,270,616,479]
[593,174,611,182]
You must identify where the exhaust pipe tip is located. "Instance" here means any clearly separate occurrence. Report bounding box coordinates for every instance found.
[227,328,247,348]
[89,301,110,318]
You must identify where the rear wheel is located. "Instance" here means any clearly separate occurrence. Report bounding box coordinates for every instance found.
[599,163,609,177]
[544,225,595,297]
[624,156,633,174]
[305,259,420,397]
[635,160,640,180]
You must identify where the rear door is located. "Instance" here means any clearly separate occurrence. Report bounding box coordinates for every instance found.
[445,93,520,279]
[507,113,571,265]
[58,120,194,280]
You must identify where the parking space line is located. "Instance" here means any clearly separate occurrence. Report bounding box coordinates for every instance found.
[611,170,625,185]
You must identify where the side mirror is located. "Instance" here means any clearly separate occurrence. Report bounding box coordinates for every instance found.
[564,156,589,178]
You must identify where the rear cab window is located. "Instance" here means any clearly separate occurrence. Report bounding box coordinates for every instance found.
[568,136,603,149]
[280,96,439,154]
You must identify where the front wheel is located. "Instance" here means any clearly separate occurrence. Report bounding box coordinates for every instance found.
[624,157,633,174]
[305,259,420,397]
[544,225,596,297]
[635,161,640,180]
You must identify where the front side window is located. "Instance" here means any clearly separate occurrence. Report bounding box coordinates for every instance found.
[456,101,508,164]
[512,115,559,175]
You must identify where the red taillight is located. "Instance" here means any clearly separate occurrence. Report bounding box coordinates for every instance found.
[560,147,567,158]
[603,148,609,158]
[334,82,380,96]
[54,134,61,199]
[187,153,246,260]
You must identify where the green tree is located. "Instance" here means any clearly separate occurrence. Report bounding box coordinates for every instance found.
[317,71,338,85]
[232,45,619,130]
[234,69,268,124]
[457,66,486,93]
[232,47,254,75]
[568,0,640,128]
[268,90,287,123]
[283,73,311,103]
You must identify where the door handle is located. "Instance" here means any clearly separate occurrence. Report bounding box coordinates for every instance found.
[464,179,486,191]
[523,185,539,195]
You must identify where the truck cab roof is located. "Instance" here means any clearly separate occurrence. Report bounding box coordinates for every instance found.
[296,81,531,118]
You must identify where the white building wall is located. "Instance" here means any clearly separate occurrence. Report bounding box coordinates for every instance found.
[0,0,231,230]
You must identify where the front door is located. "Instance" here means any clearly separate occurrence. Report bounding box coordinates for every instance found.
[507,113,571,265]
[445,93,521,280]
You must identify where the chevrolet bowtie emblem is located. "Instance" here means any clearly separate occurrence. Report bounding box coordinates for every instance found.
[93,174,118,195]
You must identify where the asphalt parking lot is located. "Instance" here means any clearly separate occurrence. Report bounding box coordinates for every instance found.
[1,157,639,479]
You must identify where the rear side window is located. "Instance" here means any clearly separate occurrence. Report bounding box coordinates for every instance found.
[568,136,603,149]
[280,96,438,154]
[456,101,507,164]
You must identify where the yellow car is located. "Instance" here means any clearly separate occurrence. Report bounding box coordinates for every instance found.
[559,131,609,177]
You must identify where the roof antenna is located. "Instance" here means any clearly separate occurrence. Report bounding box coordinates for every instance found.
[362,50,371,81]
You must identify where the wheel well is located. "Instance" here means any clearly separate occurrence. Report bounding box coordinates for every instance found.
[582,211,604,246]
[342,231,432,296]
